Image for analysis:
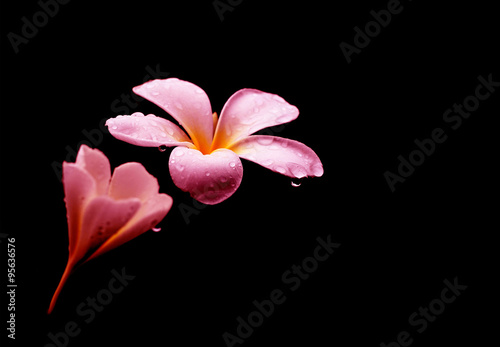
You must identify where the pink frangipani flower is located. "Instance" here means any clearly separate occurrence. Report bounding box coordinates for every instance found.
[106,78,323,204]
[48,145,172,314]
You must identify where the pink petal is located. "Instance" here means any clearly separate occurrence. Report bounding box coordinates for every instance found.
[89,193,173,260]
[106,112,194,148]
[168,147,243,205]
[75,145,111,195]
[229,135,324,178]
[62,162,96,256]
[212,89,299,150]
[108,162,162,202]
[133,78,214,154]
[78,195,142,261]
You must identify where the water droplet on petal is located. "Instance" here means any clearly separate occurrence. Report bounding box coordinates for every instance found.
[274,165,287,174]
[229,162,236,168]
[290,165,308,178]
[257,137,274,146]
[159,145,168,152]
[291,178,303,187]
[262,159,274,167]
[152,227,161,232]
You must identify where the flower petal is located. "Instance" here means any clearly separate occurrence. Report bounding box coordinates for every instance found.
[168,147,243,205]
[88,193,173,261]
[62,162,96,256]
[212,89,299,150]
[108,162,163,202]
[78,195,142,261]
[133,78,214,153]
[229,135,324,178]
[75,145,111,195]
[106,112,194,148]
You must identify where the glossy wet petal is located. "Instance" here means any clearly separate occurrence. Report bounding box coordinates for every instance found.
[168,147,243,205]
[133,78,214,153]
[212,89,299,150]
[229,135,323,178]
[106,112,194,148]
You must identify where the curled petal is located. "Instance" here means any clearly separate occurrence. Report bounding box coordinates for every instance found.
[106,113,194,148]
[229,135,324,178]
[212,89,299,150]
[75,145,111,195]
[168,147,243,205]
[133,78,214,153]
[88,194,173,261]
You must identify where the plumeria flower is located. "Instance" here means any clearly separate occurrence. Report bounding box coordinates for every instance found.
[106,78,323,204]
[48,145,172,314]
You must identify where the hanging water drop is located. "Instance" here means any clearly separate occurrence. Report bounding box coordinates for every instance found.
[152,227,162,232]
[158,145,168,152]
[291,178,303,187]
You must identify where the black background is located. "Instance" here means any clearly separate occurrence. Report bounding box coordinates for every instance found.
[1,0,498,346]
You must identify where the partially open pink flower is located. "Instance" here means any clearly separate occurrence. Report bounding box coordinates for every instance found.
[106,78,323,204]
[48,145,172,314]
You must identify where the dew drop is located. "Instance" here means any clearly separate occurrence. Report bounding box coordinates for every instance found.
[274,165,287,174]
[262,159,274,167]
[159,145,168,152]
[291,178,303,187]
[257,137,274,146]
[152,227,161,232]
[229,162,236,168]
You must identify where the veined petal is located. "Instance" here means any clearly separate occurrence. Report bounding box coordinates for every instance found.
[229,135,324,178]
[88,193,173,261]
[168,147,243,205]
[75,145,111,195]
[212,89,299,150]
[133,78,214,153]
[106,113,194,148]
